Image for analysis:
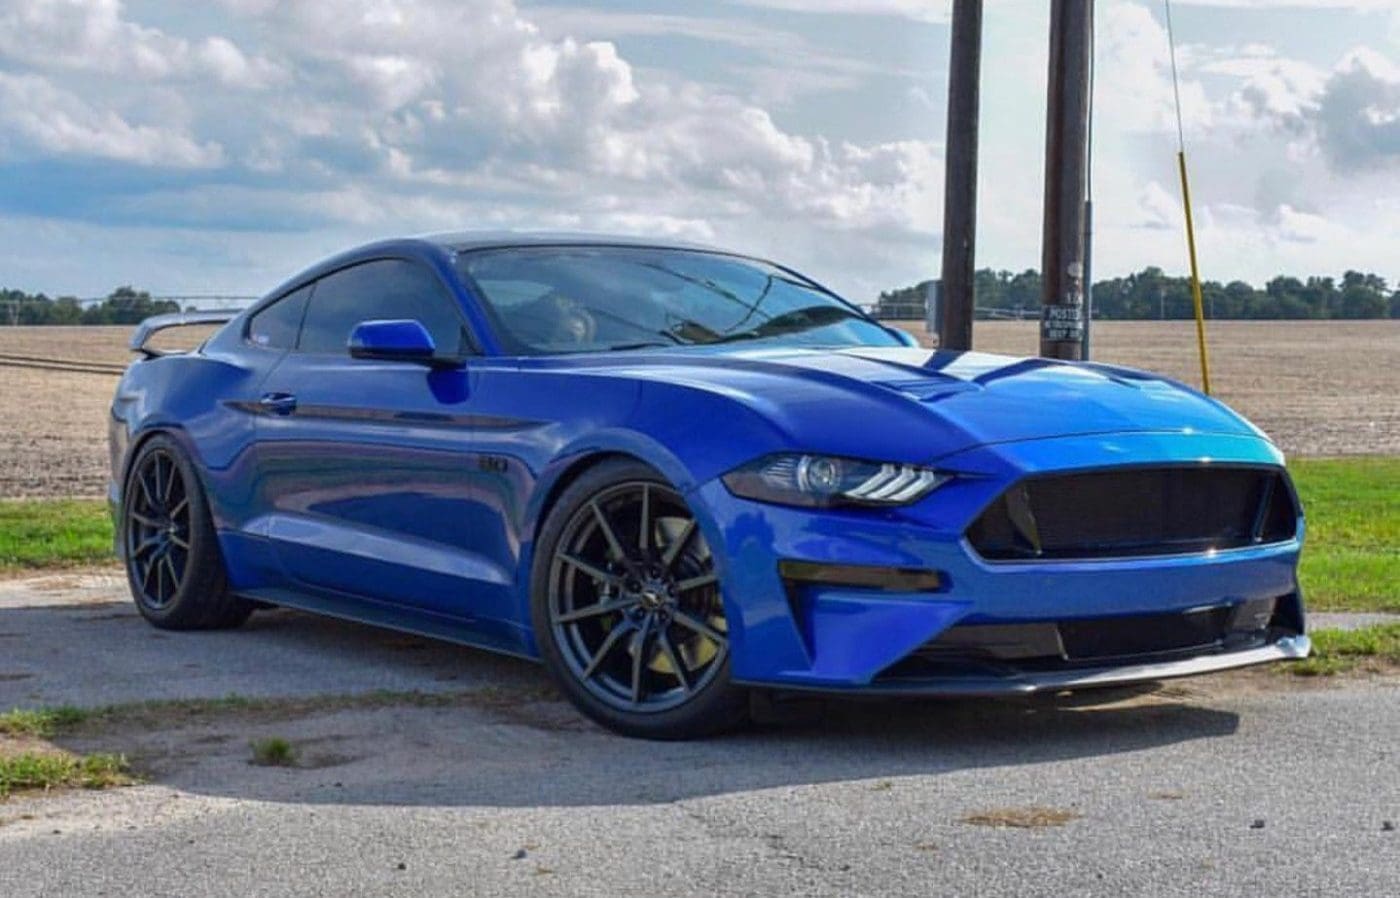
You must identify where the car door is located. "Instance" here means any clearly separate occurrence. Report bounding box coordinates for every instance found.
[201,283,315,591]
[252,257,512,624]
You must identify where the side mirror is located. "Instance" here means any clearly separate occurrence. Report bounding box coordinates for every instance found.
[348,319,443,366]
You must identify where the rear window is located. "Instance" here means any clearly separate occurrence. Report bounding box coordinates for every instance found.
[247,286,311,350]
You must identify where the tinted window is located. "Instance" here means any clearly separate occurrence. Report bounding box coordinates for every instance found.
[247,285,310,350]
[298,259,473,356]
[457,247,899,355]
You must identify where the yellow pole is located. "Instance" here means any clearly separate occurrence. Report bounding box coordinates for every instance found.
[1176,150,1212,395]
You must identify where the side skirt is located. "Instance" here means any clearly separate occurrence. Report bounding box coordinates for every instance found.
[238,585,541,664]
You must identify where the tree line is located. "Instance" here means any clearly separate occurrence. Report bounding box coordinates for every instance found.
[874,267,1400,320]
[6,268,1400,325]
[0,287,182,326]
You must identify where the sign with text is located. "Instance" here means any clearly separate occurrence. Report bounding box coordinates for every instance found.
[1040,304,1084,342]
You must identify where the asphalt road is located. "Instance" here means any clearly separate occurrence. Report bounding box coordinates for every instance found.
[1,572,1397,897]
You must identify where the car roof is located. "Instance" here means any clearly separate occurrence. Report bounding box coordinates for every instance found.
[252,230,765,322]
[421,230,729,255]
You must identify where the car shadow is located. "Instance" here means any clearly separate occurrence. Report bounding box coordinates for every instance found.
[1,593,1243,810]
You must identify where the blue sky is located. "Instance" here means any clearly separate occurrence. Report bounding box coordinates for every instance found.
[1,0,1397,301]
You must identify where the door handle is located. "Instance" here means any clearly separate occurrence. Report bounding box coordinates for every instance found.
[258,392,298,415]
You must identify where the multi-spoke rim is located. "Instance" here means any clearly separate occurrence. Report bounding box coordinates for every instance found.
[125,449,191,610]
[549,481,727,713]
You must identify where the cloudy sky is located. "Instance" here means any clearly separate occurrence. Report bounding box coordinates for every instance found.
[0,0,1397,301]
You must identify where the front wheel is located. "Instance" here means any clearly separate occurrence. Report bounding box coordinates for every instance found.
[121,434,253,630]
[530,460,748,739]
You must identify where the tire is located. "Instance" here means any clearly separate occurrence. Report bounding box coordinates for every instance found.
[530,458,748,739]
[121,434,254,631]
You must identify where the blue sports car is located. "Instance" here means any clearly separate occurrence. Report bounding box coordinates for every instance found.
[109,233,1310,739]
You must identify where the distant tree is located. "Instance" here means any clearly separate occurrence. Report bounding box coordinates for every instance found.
[1339,285,1388,319]
[1007,269,1041,312]
[79,286,179,325]
[872,267,1398,321]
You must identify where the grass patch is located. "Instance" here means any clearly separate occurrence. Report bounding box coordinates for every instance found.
[1290,458,1399,613]
[1290,623,1400,677]
[0,499,112,573]
[0,706,89,738]
[249,737,298,767]
[0,460,1391,609]
[0,752,130,798]
[0,686,556,739]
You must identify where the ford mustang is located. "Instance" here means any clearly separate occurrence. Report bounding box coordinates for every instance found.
[109,233,1310,738]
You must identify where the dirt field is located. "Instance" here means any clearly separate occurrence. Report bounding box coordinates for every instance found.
[0,321,1395,498]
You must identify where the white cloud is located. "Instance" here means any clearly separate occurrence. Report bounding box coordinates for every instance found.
[526,6,916,105]
[1132,181,1182,231]
[724,0,950,23]
[0,0,954,298]
[0,0,1396,298]
[1213,54,1326,125]
[0,0,181,76]
[196,36,283,89]
[0,71,223,167]
[0,0,281,85]
[1202,42,1400,171]
[1310,47,1400,169]
[1272,203,1344,243]
[1099,1,1213,134]
[1173,0,1394,8]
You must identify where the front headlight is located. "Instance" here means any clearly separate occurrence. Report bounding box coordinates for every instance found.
[722,453,952,508]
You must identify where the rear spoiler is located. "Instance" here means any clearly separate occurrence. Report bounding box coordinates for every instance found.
[130,310,239,359]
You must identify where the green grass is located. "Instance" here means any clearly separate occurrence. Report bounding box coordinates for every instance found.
[249,737,298,767]
[0,458,1394,610]
[0,499,112,573]
[1290,623,1400,676]
[0,752,130,798]
[1290,458,1400,613]
[0,707,89,738]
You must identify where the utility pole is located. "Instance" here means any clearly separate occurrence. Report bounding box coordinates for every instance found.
[1039,0,1093,359]
[938,0,982,351]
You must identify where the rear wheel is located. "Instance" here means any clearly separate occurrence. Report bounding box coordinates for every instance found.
[531,459,748,739]
[122,435,253,630]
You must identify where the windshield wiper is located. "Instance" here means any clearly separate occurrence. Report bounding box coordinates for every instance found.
[707,330,767,344]
[605,340,678,351]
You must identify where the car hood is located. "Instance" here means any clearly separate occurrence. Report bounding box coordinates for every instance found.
[552,345,1265,463]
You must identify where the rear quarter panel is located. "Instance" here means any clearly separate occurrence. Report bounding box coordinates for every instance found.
[109,348,270,535]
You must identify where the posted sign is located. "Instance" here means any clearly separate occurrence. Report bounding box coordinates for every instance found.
[1040,304,1084,342]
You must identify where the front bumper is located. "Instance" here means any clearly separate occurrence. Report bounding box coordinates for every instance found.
[812,634,1312,697]
[692,431,1308,693]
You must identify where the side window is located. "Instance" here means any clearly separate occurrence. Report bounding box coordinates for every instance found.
[298,259,472,356]
[247,285,311,350]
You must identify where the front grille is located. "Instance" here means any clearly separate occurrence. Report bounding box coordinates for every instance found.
[966,466,1298,561]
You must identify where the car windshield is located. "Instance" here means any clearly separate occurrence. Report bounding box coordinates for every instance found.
[456,246,901,355]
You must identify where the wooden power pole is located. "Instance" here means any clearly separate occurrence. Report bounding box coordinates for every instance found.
[1039,0,1093,359]
[938,0,982,351]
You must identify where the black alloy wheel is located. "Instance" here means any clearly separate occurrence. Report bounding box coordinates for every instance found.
[532,460,747,739]
[126,447,192,609]
[122,435,253,630]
